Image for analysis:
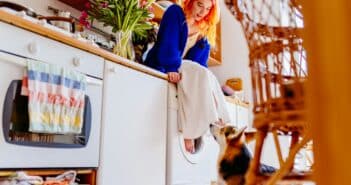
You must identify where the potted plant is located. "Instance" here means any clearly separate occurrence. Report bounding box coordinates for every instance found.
[80,0,154,60]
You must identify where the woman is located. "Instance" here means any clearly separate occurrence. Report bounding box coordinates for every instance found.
[145,0,229,153]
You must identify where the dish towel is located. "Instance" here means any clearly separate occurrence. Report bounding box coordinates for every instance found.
[177,60,231,139]
[44,170,77,185]
[0,171,44,185]
[21,59,86,134]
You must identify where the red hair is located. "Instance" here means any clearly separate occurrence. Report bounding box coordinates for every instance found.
[182,0,220,46]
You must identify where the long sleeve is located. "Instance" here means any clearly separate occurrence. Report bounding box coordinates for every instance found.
[154,5,187,72]
[144,4,211,73]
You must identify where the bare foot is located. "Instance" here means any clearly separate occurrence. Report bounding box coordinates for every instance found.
[184,138,195,153]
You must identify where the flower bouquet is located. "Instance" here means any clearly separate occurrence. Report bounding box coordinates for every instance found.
[80,0,154,60]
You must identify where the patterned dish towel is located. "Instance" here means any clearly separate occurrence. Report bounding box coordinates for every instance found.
[21,59,86,134]
[44,170,77,185]
[0,171,44,185]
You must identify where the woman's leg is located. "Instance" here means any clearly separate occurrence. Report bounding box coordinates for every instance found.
[178,61,230,153]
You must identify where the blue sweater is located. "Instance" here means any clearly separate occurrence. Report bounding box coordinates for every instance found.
[144,4,211,73]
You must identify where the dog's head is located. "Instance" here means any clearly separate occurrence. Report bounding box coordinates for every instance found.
[210,124,246,151]
[210,125,248,185]
[211,125,275,185]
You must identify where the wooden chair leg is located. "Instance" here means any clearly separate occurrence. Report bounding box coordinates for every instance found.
[289,131,300,170]
[266,134,311,185]
[245,129,267,185]
[272,130,284,168]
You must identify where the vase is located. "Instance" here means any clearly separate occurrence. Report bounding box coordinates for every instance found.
[113,30,135,60]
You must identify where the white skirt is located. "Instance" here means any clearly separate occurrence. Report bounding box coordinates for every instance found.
[177,60,232,139]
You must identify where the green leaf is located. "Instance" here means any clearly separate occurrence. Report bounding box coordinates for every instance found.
[85,0,153,43]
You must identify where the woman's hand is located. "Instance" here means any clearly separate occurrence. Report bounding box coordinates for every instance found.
[168,72,181,83]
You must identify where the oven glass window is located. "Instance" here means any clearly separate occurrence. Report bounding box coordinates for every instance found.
[3,80,91,148]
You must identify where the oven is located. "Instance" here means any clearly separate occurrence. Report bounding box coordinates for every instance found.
[0,21,104,168]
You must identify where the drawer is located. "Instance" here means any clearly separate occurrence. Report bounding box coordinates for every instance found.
[0,22,104,78]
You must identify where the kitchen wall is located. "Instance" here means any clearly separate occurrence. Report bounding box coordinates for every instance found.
[209,0,253,124]
[10,0,80,17]
[9,0,112,34]
[209,0,290,125]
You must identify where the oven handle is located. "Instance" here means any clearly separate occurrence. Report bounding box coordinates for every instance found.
[0,51,103,86]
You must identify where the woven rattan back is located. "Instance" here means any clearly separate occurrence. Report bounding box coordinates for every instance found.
[226,0,307,124]
[225,1,313,184]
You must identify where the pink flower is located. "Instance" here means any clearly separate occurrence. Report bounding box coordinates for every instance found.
[85,2,91,9]
[148,6,154,12]
[85,22,91,29]
[79,11,91,29]
[101,1,109,8]
[140,0,148,8]
[80,11,88,19]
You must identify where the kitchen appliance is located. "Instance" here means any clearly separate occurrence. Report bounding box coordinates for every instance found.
[166,84,219,185]
[3,79,91,148]
[166,85,286,185]
[0,19,104,168]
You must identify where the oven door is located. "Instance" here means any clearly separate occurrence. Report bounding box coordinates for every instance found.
[0,51,103,168]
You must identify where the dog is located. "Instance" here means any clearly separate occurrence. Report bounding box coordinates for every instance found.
[210,124,275,185]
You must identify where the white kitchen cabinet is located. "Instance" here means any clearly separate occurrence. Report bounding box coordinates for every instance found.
[236,104,249,128]
[226,102,237,125]
[98,61,168,185]
[226,101,249,128]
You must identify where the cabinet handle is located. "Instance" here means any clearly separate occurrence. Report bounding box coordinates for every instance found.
[109,67,117,73]
[72,57,81,67]
[16,11,26,17]
[27,42,39,54]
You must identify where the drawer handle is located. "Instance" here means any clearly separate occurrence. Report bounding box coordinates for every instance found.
[16,11,26,17]
[72,57,81,67]
[109,67,117,73]
[27,42,39,54]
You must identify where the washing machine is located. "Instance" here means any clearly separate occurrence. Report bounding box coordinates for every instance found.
[166,84,222,185]
[166,83,300,185]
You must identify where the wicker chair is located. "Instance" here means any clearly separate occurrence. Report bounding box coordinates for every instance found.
[224,0,312,184]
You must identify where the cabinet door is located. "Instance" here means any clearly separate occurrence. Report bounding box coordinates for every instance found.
[225,102,237,126]
[98,61,168,185]
[236,105,249,128]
